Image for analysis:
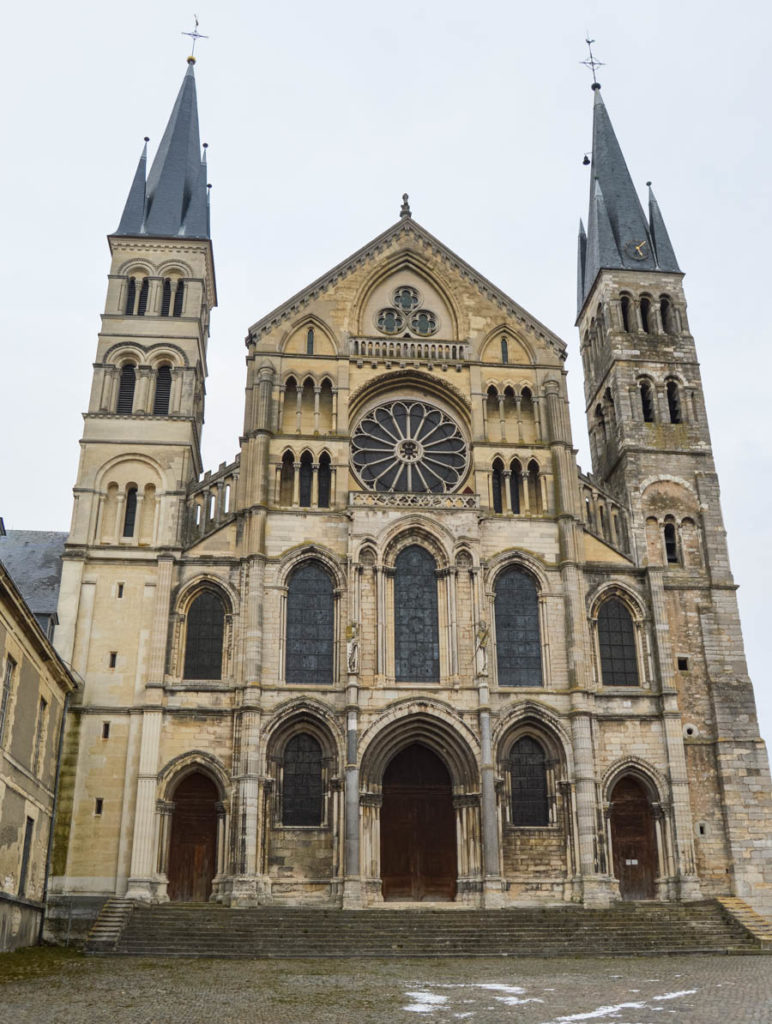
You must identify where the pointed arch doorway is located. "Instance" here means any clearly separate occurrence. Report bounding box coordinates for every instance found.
[609,776,657,900]
[167,772,218,902]
[381,743,457,901]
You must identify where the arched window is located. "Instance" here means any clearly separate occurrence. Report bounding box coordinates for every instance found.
[173,280,185,317]
[318,452,331,508]
[153,365,172,415]
[501,336,509,364]
[527,459,542,513]
[509,458,521,514]
[183,590,226,680]
[666,380,682,423]
[125,277,137,314]
[640,296,651,333]
[598,598,639,687]
[116,364,136,414]
[509,736,549,826]
[494,567,542,686]
[639,380,655,423]
[299,451,313,507]
[664,521,679,563]
[280,451,295,506]
[122,486,138,537]
[394,545,439,682]
[282,733,323,826]
[491,459,504,513]
[161,278,172,316]
[620,295,632,332]
[660,297,672,333]
[306,327,315,355]
[137,277,149,316]
[285,562,334,685]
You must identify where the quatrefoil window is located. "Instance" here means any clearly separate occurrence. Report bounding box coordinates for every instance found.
[376,286,439,338]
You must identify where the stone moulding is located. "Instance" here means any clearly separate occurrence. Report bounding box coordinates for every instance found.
[349,492,480,510]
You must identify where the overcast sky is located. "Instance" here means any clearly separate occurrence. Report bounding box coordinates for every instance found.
[2,1,770,751]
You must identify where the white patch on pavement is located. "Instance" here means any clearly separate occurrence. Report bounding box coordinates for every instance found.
[403,991,448,1013]
[652,990,697,1001]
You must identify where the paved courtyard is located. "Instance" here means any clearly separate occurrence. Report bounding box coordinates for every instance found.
[1,950,770,1023]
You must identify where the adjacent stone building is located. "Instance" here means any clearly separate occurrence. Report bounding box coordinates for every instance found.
[47,60,772,931]
[0,531,76,950]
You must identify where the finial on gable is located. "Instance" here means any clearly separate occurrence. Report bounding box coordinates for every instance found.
[400,193,411,219]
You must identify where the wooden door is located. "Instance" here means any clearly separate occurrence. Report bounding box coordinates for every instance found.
[381,744,457,901]
[609,776,657,900]
[167,772,218,903]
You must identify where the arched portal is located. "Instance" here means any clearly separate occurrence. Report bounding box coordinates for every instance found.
[609,776,657,900]
[167,772,218,902]
[380,743,457,901]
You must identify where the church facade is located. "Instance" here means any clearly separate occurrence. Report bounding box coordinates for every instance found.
[48,60,772,923]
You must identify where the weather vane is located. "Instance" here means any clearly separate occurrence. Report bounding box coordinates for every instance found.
[581,37,604,87]
[182,15,209,57]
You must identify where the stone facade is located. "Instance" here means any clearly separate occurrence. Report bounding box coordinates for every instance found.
[47,66,772,930]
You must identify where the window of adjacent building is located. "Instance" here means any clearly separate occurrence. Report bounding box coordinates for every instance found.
[0,656,16,746]
[153,365,172,415]
[394,545,439,682]
[18,817,34,896]
[33,697,47,776]
[494,568,542,687]
[509,736,549,826]
[116,364,136,414]
[598,598,640,686]
[282,733,323,826]
[285,563,334,685]
[122,487,138,537]
[183,590,226,680]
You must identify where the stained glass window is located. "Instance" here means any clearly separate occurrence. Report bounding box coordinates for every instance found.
[410,310,437,336]
[184,590,225,680]
[394,545,439,682]
[282,732,324,826]
[285,563,334,685]
[494,568,542,686]
[510,736,549,826]
[377,309,404,335]
[598,598,639,686]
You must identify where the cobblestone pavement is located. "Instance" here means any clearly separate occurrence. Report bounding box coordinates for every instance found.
[1,951,770,1024]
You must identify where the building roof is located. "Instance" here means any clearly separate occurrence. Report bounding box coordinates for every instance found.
[0,530,67,617]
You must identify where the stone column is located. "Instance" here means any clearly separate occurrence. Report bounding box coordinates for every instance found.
[313,386,321,433]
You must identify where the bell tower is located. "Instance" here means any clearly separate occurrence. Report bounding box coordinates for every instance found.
[576,82,772,915]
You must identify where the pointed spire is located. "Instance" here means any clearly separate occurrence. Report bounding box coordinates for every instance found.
[647,183,680,272]
[116,139,148,235]
[114,59,210,239]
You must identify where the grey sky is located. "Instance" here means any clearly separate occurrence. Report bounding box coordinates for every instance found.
[2,1,770,750]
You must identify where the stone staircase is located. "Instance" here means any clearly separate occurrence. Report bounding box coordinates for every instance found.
[92,900,768,958]
[84,898,135,953]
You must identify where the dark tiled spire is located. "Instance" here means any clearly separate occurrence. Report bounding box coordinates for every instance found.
[115,60,209,239]
[577,86,679,311]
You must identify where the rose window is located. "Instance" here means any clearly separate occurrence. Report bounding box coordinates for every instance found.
[375,286,439,338]
[351,400,468,493]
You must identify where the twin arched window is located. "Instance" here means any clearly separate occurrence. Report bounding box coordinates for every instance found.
[494,568,542,687]
[597,598,639,687]
[183,590,226,680]
[285,562,335,685]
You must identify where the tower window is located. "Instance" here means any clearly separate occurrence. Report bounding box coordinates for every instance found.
[501,336,509,363]
[306,327,314,355]
[298,451,313,508]
[640,297,651,333]
[664,522,679,563]
[639,380,655,423]
[172,280,185,317]
[125,277,137,315]
[318,452,331,508]
[153,365,172,416]
[660,297,673,333]
[509,459,521,514]
[136,277,149,316]
[667,380,682,423]
[620,295,632,332]
[161,278,172,316]
[122,487,138,537]
[116,364,136,414]
[491,459,504,513]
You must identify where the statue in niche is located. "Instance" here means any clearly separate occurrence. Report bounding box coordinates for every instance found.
[347,623,359,674]
[475,619,489,675]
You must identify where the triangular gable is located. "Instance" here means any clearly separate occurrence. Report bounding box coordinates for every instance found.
[247,218,566,359]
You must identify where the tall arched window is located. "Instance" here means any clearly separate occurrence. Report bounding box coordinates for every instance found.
[620,295,632,332]
[509,736,549,826]
[501,336,509,363]
[494,567,542,686]
[667,380,682,423]
[664,521,679,563]
[137,277,149,316]
[660,296,673,333]
[282,733,323,826]
[598,598,639,687]
[509,459,521,514]
[306,327,315,355]
[318,452,331,508]
[153,365,172,415]
[639,380,655,423]
[125,277,137,315]
[280,450,295,505]
[394,545,439,682]
[640,296,651,333]
[161,278,172,316]
[183,590,226,680]
[527,459,542,513]
[122,486,138,537]
[298,451,313,507]
[491,459,504,513]
[173,280,185,317]
[117,364,136,414]
[285,562,334,685]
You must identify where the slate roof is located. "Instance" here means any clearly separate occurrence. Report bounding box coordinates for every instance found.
[0,530,67,617]
[578,86,680,313]
[115,60,210,239]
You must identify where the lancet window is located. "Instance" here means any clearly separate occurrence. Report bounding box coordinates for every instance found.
[394,545,439,682]
[494,567,542,687]
[598,598,639,687]
[183,590,226,680]
[285,562,335,685]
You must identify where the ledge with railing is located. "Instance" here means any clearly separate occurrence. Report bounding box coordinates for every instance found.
[350,336,471,366]
[349,491,479,510]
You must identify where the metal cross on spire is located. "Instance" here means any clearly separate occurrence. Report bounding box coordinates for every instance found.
[182,15,209,57]
[580,37,605,87]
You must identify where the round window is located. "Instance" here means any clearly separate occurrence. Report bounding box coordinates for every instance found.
[351,400,468,493]
[377,308,405,335]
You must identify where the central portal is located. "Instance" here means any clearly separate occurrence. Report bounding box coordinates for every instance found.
[381,743,457,901]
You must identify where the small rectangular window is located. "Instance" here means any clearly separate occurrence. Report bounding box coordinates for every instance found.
[0,656,16,746]
[109,652,117,668]
[677,657,689,671]
[95,798,104,816]
[102,721,110,739]
[117,583,124,599]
